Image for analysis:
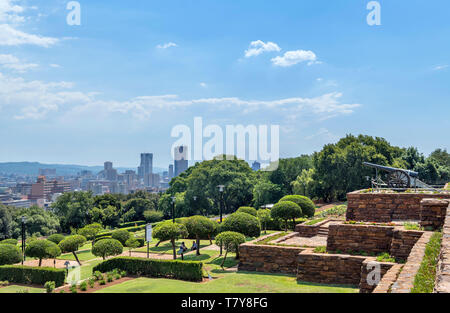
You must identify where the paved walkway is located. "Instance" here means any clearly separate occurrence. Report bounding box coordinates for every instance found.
[277,235,327,247]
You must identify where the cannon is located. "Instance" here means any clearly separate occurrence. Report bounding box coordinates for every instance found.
[363,162,420,189]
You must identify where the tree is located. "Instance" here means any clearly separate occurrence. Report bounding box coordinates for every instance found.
[252,181,283,209]
[215,232,246,267]
[271,201,302,231]
[89,205,120,228]
[236,207,257,217]
[0,244,22,266]
[219,212,261,238]
[268,156,313,195]
[1,239,18,245]
[152,221,188,260]
[123,198,156,221]
[51,191,94,232]
[92,239,123,260]
[125,237,140,256]
[279,195,315,218]
[291,168,315,198]
[257,209,271,234]
[78,223,103,242]
[0,205,12,240]
[10,206,60,238]
[58,235,86,265]
[143,210,164,223]
[111,229,131,246]
[47,234,65,245]
[183,216,217,255]
[25,240,61,267]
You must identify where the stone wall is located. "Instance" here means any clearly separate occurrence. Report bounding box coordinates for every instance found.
[372,264,403,293]
[359,259,396,293]
[390,229,424,261]
[434,202,450,293]
[327,224,394,255]
[294,219,329,237]
[238,233,306,274]
[347,191,450,223]
[420,198,449,230]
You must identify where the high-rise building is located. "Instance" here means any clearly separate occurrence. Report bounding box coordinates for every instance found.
[252,161,261,171]
[103,161,118,181]
[145,173,160,188]
[28,176,71,201]
[168,165,174,179]
[138,153,153,179]
[174,146,188,177]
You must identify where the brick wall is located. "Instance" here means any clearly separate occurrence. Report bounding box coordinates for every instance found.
[359,259,396,293]
[347,191,450,222]
[327,224,394,254]
[420,199,449,230]
[238,234,306,274]
[390,230,424,261]
[434,202,450,293]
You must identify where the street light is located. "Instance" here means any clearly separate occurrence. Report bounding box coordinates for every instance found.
[21,216,27,265]
[217,185,225,256]
[171,196,176,223]
[193,196,197,216]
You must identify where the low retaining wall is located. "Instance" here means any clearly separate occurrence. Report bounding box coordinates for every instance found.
[238,233,306,274]
[327,224,394,254]
[434,202,450,293]
[390,230,424,261]
[420,198,449,230]
[359,259,396,293]
[295,219,330,237]
[347,191,450,223]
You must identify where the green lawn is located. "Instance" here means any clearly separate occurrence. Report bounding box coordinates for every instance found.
[96,273,357,293]
[58,249,97,262]
[0,285,45,293]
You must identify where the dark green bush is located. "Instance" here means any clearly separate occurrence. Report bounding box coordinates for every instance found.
[143,210,164,223]
[136,238,145,247]
[0,239,18,246]
[271,201,303,231]
[236,207,257,217]
[0,265,66,286]
[0,244,22,265]
[119,221,146,228]
[92,239,123,260]
[279,195,315,217]
[111,229,131,245]
[47,234,65,245]
[219,212,261,238]
[93,257,203,282]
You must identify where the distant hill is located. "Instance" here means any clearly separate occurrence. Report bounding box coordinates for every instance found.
[0,162,167,176]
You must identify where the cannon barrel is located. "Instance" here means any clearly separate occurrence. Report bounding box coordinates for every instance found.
[363,162,419,178]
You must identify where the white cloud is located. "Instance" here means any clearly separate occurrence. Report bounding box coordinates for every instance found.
[0,24,58,47]
[271,50,318,67]
[0,0,24,23]
[199,82,207,88]
[0,54,38,72]
[50,64,61,68]
[433,64,448,71]
[156,42,177,49]
[245,40,281,58]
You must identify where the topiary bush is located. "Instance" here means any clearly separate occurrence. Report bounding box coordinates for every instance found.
[93,257,203,282]
[183,216,217,255]
[215,231,246,266]
[111,229,131,245]
[0,239,18,246]
[47,234,65,245]
[58,235,86,265]
[279,195,315,218]
[236,207,258,217]
[0,244,22,266]
[219,212,261,238]
[153,221,188,260]
[25,240,61,267]
[271,201,303,231]
[92,239,123,260]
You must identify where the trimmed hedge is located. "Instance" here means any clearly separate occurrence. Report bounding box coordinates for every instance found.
[93,257,203,282]
[95,225,146,239]
[0,265,66,287]
[119,221,146,228]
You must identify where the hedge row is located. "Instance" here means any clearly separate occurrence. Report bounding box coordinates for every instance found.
[119,221,146,229]
[93,257,203,282]
[0,265,66,287]
[95,225,146,239]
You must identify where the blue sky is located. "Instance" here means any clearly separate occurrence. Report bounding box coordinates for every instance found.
[0,0,448,169]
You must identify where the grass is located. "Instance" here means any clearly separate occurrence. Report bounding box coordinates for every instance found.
[255,232,289,245]
[0,285,45,293]
[58,249,97,261]
[305,218,326,226]
[67,259,104,282]
[411,232,442,293]
[95,273,358,294]
[403,222,424,231]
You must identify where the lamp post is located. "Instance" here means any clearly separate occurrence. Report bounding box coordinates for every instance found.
[171,196,176,223]
[193,196,197,216]
[21,216,27,265]
[217,185,225,256]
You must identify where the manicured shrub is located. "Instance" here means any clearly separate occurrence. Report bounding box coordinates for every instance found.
[0,244,22,266]
[125,237,140,256]
[78,223,103,241]
[0,265,66,286]
[271,201,303,231]
[92,239,123,260]
[236,207,257,217]
[119,221,146,228]
[47,234,65,245]
[25,240,61,267]
[44,281,55,293]
[95,225,146,239]
[0,239,18,246]
[93,257,203,282]
[111,229,131,245]
[219,212,261,238]
[153,221,188,260]
[279,195,315,218]
[58,235,86,265]
[79,281,88,291]
[143,210,164,223]
[183,216,217,255]
[215,231,246,267]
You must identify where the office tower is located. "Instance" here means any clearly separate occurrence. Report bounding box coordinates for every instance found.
[104,162,113,171]
[252,161,261,171]
[174,146,188,177]
[104,161,118,181]
[169,165,174,179]
[139,153,153,179]
[145,173,161,188]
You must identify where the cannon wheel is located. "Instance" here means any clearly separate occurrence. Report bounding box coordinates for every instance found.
[388,170,410,190]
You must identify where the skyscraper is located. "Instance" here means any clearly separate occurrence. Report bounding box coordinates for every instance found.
[174,146,188,177]
[168,165,174,179]
[138,153,153,179]
[104,162,118,181]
